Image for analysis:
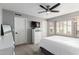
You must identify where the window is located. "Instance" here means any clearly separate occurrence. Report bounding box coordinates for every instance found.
[48,21,54,35]
[56,21,60,33]
[56,20,72,36]
[63,21,67,34]
[76,17,79,37]
[56,21,64,34]
[66,20,72,35]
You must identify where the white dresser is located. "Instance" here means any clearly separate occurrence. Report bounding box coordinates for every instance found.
[32,28,41,44]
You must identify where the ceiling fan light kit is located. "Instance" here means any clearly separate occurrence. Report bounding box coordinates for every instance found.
[47,11,51,13]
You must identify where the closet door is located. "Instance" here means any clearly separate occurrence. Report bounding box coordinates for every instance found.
[14,16,26,45]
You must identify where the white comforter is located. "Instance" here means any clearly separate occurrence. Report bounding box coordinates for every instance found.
[39,36,79,55]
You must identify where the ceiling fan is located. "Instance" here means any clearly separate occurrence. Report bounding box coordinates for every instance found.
[38,3,60,14]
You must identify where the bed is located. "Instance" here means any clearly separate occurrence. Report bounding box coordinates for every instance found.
[39,36,79,55]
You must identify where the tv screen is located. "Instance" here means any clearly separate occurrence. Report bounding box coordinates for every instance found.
[31,21,40,29]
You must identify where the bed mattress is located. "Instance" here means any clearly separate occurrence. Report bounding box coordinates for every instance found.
[39,36,79,55]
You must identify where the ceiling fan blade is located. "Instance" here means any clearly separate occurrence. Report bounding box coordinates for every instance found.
[40,5,47,10]
[51,10,59,12]
[50,3,60,10]
[38,11,46,14]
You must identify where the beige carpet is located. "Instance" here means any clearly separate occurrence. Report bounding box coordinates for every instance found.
[15,44,43,55]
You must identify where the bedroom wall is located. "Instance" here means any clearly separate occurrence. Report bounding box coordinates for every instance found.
[26,15,47,43]
[2,9,14,37]
[41,20,47,38]
[0,7,2,35]
[0,8,1,24]
[2,9,47,43]
[47,11,79,36]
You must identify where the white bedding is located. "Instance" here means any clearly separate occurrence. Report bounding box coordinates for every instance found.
[39,36,79,55]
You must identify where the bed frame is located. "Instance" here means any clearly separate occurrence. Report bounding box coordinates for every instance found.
[40,47,54,55]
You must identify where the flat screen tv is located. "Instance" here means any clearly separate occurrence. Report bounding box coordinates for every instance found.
[31,21,40,29]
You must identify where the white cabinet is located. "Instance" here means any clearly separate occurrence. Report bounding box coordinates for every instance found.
[32,28,41,44]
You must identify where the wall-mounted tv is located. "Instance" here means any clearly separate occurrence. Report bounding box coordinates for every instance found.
[31,21,40,29]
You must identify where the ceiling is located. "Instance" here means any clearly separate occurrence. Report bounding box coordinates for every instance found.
[0,3,79,19]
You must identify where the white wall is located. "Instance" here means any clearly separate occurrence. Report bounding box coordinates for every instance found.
[26,15,47,42]
[0,7,2,25]
[0,7,2,34]
[2,9,47,43]
[41,20,47,39]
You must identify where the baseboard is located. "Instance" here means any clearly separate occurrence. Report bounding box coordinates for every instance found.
[15,43,29,47]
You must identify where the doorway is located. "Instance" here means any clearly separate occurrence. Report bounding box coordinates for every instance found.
[14,16,27,45]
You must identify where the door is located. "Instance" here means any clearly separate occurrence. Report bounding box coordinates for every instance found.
[14,16,26,45]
